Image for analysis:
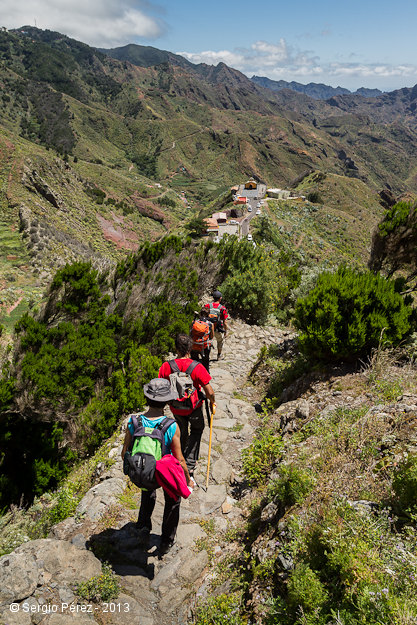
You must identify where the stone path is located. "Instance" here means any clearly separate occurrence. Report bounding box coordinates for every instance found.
[0,319,290,625]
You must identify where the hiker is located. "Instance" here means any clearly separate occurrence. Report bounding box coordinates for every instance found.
[204,290,228,361]
[159,333,216,478]
[190,308,214,372]
[121,378,193,556]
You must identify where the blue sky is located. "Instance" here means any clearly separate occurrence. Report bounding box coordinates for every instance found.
[3,0,417,91]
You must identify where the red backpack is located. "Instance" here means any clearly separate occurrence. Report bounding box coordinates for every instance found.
[190,319,211,354]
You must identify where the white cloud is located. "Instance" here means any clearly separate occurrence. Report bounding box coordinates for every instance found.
[178,40,417,89]
[1,0,164,47]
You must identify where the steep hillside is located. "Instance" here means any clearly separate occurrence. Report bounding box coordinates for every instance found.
[253,172,384,267]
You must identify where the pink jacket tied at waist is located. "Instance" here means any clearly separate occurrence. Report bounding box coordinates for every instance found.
[155,454,192,500]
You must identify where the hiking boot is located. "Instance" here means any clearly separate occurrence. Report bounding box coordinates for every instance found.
[136,526,150,546]
[217,353,223,361]
[159,539,176,556]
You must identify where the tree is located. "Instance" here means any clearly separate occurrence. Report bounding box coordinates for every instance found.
[184,215,207,238]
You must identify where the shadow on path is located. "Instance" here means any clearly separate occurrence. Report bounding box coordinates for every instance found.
[87,521,158,579]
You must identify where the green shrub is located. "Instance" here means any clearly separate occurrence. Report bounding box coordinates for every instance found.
[294,266,414,361]
[287,563,328,615]
[194,592,245,625]
[267,465,315,508]
[392,454,417,517]
[76,563,120,602]
[307,191,323,204]
[241,431,284,486]
[218,237,300,324]
[157,195,176,208]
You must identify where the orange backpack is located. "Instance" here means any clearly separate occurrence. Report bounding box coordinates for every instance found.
[190,320,211,354]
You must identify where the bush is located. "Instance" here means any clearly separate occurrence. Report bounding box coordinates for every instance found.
[294,266,414,361]
[218,237,300,324]
[194,592,245,625]
[241,431,284,486]
[267,464,315,508]
[287,563,328,616]
[307,191,323,204]
[392,454,417,517]
[76,563,120,602]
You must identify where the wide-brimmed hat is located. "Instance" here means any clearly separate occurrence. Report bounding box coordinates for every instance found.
[143,378,178,402]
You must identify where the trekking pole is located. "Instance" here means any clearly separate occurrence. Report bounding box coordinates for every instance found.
[205,402,216,490]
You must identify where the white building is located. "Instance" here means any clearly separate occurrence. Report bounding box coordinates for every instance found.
[267,188,291,199]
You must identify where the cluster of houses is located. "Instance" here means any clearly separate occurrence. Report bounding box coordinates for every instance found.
[203,179,296,242]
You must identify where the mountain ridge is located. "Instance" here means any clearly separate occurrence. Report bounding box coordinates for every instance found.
[251,74,384,100]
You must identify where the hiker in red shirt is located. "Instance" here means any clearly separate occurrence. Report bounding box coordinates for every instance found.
[159,334,216,477]
[204,290,228,361]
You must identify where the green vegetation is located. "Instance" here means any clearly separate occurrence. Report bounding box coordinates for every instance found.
[193,592,246,625]
[241,430,284,487]
[218,237,300,324]
[370,200,417,285]
[294,265,414,361]
[392,454,417,518]
[267,465,315,509]
[76,563,120,602]
[209,397,417,625]
[0,238,201,507]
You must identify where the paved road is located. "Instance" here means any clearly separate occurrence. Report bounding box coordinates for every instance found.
[240,198,259,237]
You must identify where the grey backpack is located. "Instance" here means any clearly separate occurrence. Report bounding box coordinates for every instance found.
[168,360,199,411]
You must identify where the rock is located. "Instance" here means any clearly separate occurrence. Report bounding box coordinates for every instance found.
[217,381,236,393]
[216,517,229,533]
[38,612,96,624]
[176,523,205,549]
[157,588,191,616]
[58,587,76,604]
[178,550,209,582]
[0,552,39,604]
[261,502,279,523]
[106,594,153,625]
[211,459,233,484]
[71,534,87,550]
[213,418,236,429]
[75,478,125,521]
[49,517,81,540]
[348,500,378,515]
[108,447,120,459]
[15,539,102,585]
[213,429,230,443]
[295,399,310,420]
[240,424,254,438]
[1,605,32,624]
[277,553,294,571]
[221,496,236,515]
[227,403,241,420]
[150,553,184,591]
[197,485,227,515]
